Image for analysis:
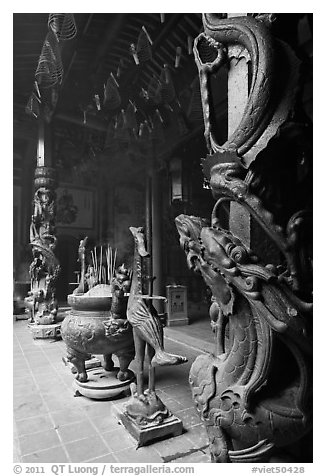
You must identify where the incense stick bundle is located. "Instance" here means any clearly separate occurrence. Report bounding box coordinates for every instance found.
[113,249,117,277]
[106,249,109,283]
[94,247,98,281]
[99,246,103,283]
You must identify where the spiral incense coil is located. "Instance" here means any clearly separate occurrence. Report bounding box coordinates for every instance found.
[160,65,175,104]
[187,79,204,123]
[103,76,121,109]
[147,75,162,104]
[104,121,115,148]
[136,28,152,63]
[35,31,63,88]
[115,111,129,145]
[25,93,40,118]
[48,13,77,41]
[151,111,165,144]
[125,102,138,130]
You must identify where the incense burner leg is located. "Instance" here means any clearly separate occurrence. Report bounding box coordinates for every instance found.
[116,348,135,382]
[66,347,90,383]
[103,353,114,371]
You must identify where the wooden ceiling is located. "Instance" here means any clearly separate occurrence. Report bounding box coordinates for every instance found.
[13,13,204,132]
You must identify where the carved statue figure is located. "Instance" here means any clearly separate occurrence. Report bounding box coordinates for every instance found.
[175,13,312,462]
[125,226,187,425]
[73,236,88,294]
[110,263,131,320]
[27,234,60,325]
[31,187,56,238]
[176,214,312,463]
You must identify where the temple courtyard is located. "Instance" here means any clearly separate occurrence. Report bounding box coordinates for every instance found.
[13,315,214,464]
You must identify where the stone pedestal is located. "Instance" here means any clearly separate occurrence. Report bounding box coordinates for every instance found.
[73,367,135,400]
[28,306,69,339]
[117,410,183,447]
[28,322,62,339]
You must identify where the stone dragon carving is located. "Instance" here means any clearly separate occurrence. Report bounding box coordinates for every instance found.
[175,214,312,462]
[27,167,61,325]
[175,14,312,462]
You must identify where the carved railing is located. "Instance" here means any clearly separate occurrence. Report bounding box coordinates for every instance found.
[176,14,312,463]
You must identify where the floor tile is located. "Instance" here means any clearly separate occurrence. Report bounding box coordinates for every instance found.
[184,423,209,449]
[13,318,214,463]
[64,435,109,463]
[15,414,54,436]
[151,433,195,461]
[57,419,97,443]
[114,446,162,463]
[174,407,202,429]
[91,413,121,433]
[50,408,86,427]
[19,428,61,456]
[13,439,21,463]
[101,427,136,452]
[14,383,39,397]
[173,449,211,463]
[21,445,69,463]
[14,398,48,420]
[84,453,118,463]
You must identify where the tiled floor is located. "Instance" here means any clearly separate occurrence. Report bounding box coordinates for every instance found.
[13,317,212,464]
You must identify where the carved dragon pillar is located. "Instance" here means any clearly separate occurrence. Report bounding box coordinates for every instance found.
[27,113,61,339]
[175,14,312,462]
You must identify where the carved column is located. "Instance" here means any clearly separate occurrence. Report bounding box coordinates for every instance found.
[151,163,164,314]
[227,13,252,247]
[27,110,61,339]
[176,13,312,463]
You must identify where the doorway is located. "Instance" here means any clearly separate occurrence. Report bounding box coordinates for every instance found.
[55,234,79,303]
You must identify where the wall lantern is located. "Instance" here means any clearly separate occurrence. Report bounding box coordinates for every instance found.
[169,157,188,204]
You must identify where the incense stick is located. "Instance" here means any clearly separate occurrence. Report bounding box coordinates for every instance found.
[99,246,103,283]
[94,247,98,281]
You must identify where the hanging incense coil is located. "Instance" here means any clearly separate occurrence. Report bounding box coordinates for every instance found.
[175,46,182,68]
[160,65,175,104]
[25,92,40,118]
[115,111,129,146]
[187,78,204,124]
[151,110,165,144]
[104,121,115,148]
[125,102,138,130]
[138,121,151,145]
[147,75,162,104]
[35,31,63,88]
[104,75,121,110]
[136,28,152,63]
[48,13,77,41]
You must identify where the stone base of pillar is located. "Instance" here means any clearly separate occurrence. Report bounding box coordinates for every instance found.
[117,410,183,447]
[167,316,189,327]
[73,367,135,400]
[28,322,62,340]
